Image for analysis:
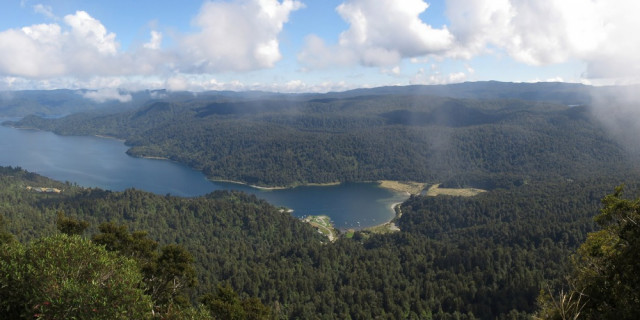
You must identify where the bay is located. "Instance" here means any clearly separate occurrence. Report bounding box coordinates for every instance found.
[0,122,407,229]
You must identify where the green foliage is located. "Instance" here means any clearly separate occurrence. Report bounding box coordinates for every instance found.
[5,83,640,318]
[574,187,640,318]
[11,93,636,187]
[92,222,196,315]
[55,210,89,235]
[536,287,587,320]
[0,234,152,319]
[92,222,159,264]
[537,186,640,319]
[0,214,15,244]
[1,166,638,319]
[201,284,272,320]
[148,244,197,311]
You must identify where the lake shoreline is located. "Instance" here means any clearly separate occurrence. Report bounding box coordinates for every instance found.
[377,180,426,195]
[210,178,341,191]
[94,134,126,143]
[211,177,413,232]
[0,123,413,230]
[363,201,404,234]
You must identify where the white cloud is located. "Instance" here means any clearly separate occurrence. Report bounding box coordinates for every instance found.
[0,11,123,78]
[297,35,358,69]
[165,75,190,91]
[143,30,162,50]
[178,0,303,72]
[63,11,118,55]
[33,4,56,20]
[446,0,640,80]
[82,88,132,103]
[301,0,639,83]
[337,0,452,57]
[299,0,453,68]
[410,68,468,85]
[381,66,401,76]
[150,91,168,99]
[0,1,302,83]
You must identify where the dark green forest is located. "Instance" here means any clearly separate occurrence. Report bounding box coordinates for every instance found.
[2,166,639,319]
[3,82,640,318]
[8,84,636,187]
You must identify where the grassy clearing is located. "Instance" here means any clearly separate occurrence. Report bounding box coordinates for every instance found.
[344,229,355,238]
[425,184,487,197]
[378,180,426,195]
[302,215,338,242]
[364,222,400,234]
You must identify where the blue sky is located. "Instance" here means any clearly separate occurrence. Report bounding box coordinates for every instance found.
[0,0,637,95]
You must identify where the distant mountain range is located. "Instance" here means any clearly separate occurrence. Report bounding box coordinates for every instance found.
[3,81,631,117]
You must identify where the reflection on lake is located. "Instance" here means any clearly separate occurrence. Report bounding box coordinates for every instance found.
[0,122,407,229]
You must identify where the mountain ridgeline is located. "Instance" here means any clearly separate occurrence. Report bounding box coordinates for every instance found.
[7,82,636,187]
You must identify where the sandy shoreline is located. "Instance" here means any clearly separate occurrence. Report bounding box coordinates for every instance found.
[94,134,126,142]
[210,179,341,190]
[140,155,170,160]
[378,180,426,195]
[425,184,487,197]
[363,201,404,233]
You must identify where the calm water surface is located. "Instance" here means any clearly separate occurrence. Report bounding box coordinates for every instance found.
[0,122,407,229]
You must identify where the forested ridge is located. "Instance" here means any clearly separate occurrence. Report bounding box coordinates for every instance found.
[7,84,635,187]
[3,82,640,318]
[2,166,639,319]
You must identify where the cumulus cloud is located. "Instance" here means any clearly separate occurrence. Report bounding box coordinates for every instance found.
[179,0,303,72]
[300,0,453,68]
[63,11,119,57]
[0,11,123,78]
[446,1,580,62]
[143,30,162,50]
[301,0,639,82]
[82,88,132,103]
[447,0,640,80]
[0,0,301,82]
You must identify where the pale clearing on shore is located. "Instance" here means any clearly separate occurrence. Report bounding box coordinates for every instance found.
[425,184,486,197]
[378,180,426,195]
[302,215,337,242]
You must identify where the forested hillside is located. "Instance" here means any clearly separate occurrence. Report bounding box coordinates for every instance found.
[7,83,636,187]
[2,166,638,319]
[3,82,640,318]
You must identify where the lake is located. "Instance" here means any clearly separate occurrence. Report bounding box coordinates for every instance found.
[0,122,408,229]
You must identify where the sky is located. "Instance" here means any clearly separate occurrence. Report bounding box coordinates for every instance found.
[0,0,638,96]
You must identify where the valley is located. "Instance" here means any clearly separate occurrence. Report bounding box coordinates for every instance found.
[2,82,640,319]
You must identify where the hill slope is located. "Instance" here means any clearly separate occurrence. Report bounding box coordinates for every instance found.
[7,83,637,187]
[2,166,637,319]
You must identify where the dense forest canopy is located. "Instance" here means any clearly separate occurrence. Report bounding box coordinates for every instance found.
[2,82,640,318]
[2,166,640,319]
[5,82,638,187]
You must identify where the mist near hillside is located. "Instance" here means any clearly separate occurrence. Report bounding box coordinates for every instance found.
[589,85,640,155]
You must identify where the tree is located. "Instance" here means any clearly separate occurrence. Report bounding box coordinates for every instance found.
[147,244,197,312]
[92,223,196,315]
[0,214,14,244]
[200,284,272,320]
[537,186,640,319]
[92,222,158,264]
[55,211,89,236]
[0,234,152,319]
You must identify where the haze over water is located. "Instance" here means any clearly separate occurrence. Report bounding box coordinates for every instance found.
[0,122,407,229]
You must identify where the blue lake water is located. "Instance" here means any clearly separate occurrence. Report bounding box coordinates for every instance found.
[0,122,407,229]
